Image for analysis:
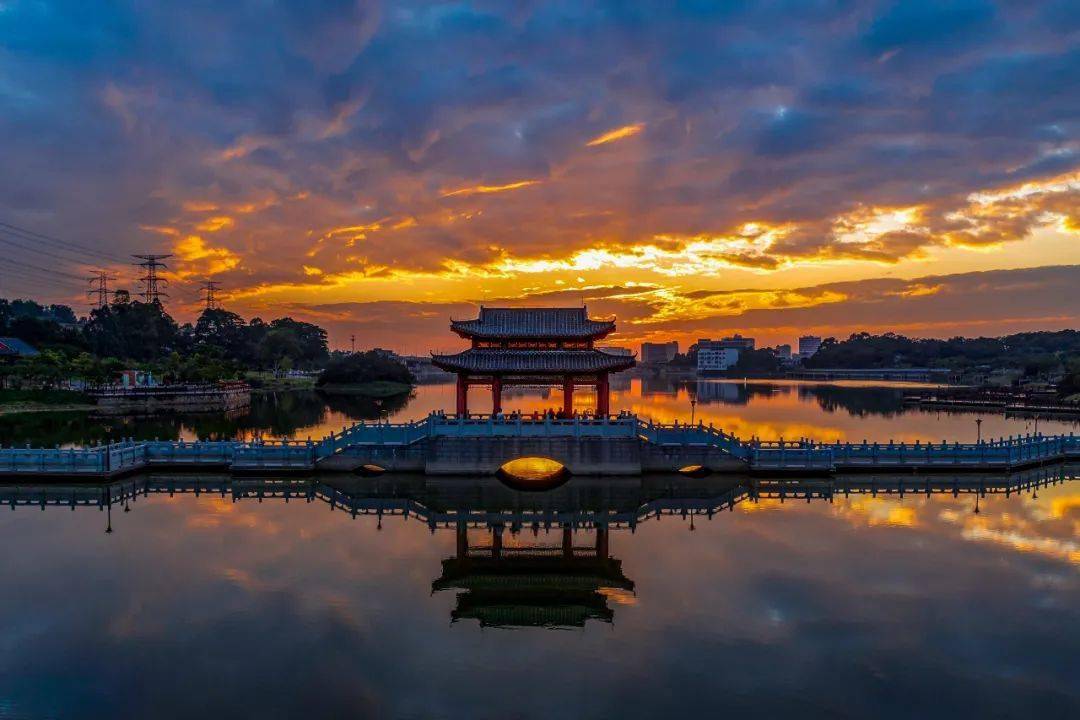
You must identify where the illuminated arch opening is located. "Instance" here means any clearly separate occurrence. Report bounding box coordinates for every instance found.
[497,457,569,491]
[678,464,711,478]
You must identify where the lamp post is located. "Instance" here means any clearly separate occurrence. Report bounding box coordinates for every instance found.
[976,418,982,444]
[690,398,697,426]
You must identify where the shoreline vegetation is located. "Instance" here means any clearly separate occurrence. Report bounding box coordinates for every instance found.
[244,372,317,393]
[0,389,96,416]
[317,381,414,398]
[314,351,416,398]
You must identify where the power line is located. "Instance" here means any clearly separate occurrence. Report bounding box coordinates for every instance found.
[87,270,117,308]
[0,230,121,272]
[0,219,130,265]
[0,255,91,283]
[200,279,222,310]
[133,254,172,303]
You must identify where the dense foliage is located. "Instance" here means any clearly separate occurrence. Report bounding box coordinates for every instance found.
[0,296,331,387]
[731,348,781,375]
[804,331,1080,377]
[316,351,414,388]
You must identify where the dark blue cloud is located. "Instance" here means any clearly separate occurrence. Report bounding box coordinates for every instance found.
[0,0,1075,298]
[863,0,998,53]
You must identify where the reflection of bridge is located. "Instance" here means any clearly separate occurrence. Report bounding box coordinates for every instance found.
[4,465,1074,529]
[6,468,1074,627]
[1,414,1077,478]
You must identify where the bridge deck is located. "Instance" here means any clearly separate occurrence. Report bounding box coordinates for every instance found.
[0,414,1075,478]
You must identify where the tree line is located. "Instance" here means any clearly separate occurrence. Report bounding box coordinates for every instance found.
[0,297,329,387]
[804,330,1080,375]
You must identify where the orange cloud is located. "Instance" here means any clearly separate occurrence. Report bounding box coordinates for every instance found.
[440,179,541,198]
[196,215,235,233]
[173,235,241,277]
[586,123,645,147]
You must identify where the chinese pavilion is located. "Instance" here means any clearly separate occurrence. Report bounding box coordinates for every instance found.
[431,307,635,416]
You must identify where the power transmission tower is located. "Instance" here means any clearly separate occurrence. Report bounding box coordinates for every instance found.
[132,254,172,303]
[86,270,117,308]
[200,279,222,310]
[350,334,356,353]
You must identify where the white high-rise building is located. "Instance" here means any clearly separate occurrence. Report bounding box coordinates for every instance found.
[697,347,741,373]
[798,335,822,358]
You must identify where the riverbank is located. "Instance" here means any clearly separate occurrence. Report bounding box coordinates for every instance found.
[0,389,96,416]
[318,381,413,398]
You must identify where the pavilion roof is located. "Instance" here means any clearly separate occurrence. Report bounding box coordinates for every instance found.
[450,307,615,339]
[430,349,635,374]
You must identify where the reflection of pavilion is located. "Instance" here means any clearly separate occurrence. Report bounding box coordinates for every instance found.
[4,465,1075,626]
[433,525,634,628]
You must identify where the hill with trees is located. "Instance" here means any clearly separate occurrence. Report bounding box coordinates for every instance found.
[316,351,415,397]
[0,296,331,389]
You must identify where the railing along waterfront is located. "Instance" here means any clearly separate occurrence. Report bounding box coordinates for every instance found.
[0,414,1077,477]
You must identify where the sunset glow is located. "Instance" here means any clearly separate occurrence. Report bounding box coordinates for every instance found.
[0,2,1075,350]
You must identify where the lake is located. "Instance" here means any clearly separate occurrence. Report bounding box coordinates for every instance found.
[2,378,1077,447]
[1,380,1078,719]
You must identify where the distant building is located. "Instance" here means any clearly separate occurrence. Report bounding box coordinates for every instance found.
[692,335,754,370]
[697,347,741,373]
[721,334,755,351]
[694,335,755,353]
[798,335,822,359]
[640,341,678,364]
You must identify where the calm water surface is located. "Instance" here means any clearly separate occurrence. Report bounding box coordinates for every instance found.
[2,381,1078,718]
[2,378,1077,447]
[1,469,1077,718]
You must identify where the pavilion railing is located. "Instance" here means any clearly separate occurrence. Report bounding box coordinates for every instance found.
[0,415,1076,475]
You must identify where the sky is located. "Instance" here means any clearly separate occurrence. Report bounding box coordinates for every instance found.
[0,0,1077,352]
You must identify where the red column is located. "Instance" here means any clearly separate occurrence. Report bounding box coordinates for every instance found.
[562,377,574,417]
[456,375,468,416]
[597,372,610,417]
[491,376,502,414]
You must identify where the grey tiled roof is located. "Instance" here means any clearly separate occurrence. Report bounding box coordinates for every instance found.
[431,349,635,374]
[451,307,615,339]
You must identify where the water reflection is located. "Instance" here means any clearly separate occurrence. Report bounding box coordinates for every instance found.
[2,380,1078,448]
[2,466,1078,717]
[434,525,631,628]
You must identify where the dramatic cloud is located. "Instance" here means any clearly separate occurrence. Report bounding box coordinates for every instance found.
[0,1,1076,345]
[281,265,1080,352]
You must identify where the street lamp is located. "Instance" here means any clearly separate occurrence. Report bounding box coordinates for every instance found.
[690,398,697,425]
[976,418,982,443]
